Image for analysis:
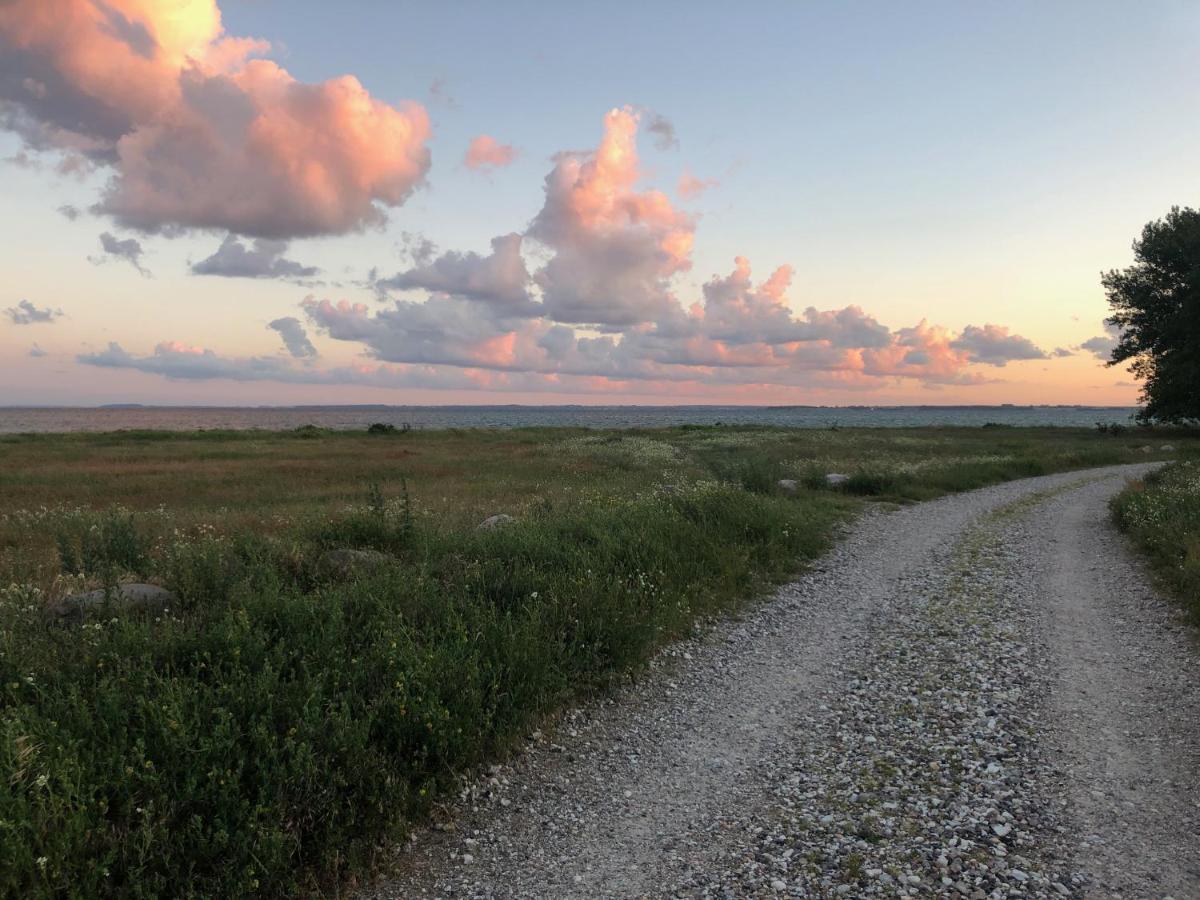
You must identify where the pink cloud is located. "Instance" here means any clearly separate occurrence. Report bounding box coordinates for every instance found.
[677,170,718,199]
[527,106,696,327]
[464,134,516,170]
[0,0,431,237]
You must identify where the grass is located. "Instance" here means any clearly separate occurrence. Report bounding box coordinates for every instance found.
[1112,460,1200,620]
[0,423,1195,898]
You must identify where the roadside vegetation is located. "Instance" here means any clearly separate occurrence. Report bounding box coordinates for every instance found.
[1112,461,1200,620]
[0,424,1193,898]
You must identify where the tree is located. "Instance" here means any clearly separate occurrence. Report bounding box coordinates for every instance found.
[1103,206,1200,423]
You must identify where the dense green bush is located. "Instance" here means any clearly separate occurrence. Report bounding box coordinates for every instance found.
[0,484,840,898]
[1112,462,1200,619]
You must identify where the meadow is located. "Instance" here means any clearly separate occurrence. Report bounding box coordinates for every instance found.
[0,424,1192,898]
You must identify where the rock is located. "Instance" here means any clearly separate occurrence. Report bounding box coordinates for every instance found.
[825,473,850,486]
[1161,444,1176,451]
[316,548,395,579]
[777,479,798,493]
[1138,445,1153,454]
[477,514,515,531]
[45,583,176,623]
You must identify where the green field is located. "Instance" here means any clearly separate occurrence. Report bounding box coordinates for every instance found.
[0,424,1193,898]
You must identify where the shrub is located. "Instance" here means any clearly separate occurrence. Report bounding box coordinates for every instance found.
[1112,461,1200,620]
[842,470,898,496]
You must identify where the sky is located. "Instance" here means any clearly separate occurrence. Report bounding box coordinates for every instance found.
[1,0,1196,407]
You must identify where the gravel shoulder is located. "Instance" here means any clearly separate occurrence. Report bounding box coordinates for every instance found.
[365,463,1199,899]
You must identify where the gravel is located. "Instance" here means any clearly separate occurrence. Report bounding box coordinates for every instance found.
[363,463,1200,899]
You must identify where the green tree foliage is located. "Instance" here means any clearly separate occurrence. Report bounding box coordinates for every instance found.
[1103,206,1200,423]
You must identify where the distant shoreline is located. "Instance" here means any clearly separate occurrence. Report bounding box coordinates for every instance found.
[0,404,1141,435]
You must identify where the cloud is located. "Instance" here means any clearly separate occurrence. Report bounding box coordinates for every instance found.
[677,170,717,199]
[1079,321,1122,360]
[427,76,458,110]
[1052,347,1074,358]
[464,134,516,170]
[0,0,431,238]
[57,203,81,220]
[268,316,316,358]
[29,343,46,357]
[5,298,62,324]
[698,257,892,348]
[645,112,677,150]
[948,324,1047,366]
[527,106,696,327]
[72,105,1049,400]
[90,230,149,275]
[373,233,538,315]
[191,234,318,280]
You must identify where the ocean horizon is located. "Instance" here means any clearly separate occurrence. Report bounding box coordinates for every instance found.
[0,404,1140,434]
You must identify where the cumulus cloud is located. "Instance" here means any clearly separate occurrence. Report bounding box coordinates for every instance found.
[374,233,538,316]
[0,0,431,238]
[57,203,81,220]
[677,170,717,199]
[90,230,149,275]
[5,298,62,324]
[464,134,516,170]
[527,106,696,328]
[29,343,47,357]
[191,234,318,280]
[76,106,1049,399]
[1052,347,1074,358]
[268,316,317,358]
[948,324,1047,366]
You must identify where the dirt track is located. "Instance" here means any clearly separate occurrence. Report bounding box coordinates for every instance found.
[368,464,1199,899]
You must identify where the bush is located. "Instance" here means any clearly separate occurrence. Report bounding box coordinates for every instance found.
[842,471,899,496]
[1112,461,1200,620]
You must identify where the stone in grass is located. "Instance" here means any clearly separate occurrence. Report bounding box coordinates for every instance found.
[1161,443,1176,451]
[776,479,799,493]
[477,514,515,531]
[825,473,850,486]
[316,548,395,579]
[46,583,177,624]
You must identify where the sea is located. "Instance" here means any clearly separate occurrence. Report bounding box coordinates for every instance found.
[0,405,1139,434]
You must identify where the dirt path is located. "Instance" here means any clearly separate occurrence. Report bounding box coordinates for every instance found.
[366,464,1200,899]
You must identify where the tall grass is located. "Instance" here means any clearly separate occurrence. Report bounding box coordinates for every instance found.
[0,484,842,898]
[1111,461,1200,619]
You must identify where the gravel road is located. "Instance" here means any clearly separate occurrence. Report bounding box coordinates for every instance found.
[366,463,1200,899]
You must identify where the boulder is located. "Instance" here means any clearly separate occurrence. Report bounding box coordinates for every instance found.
[46,583,177,623]
[1138,445,1153,454]
[316,548,395,579]
[477,514,515,531]
[825,473,850,486]
[777,479,798,494]
[1161,444,1176,452]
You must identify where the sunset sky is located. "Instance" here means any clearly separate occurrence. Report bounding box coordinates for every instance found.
[2,0,1195,407]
